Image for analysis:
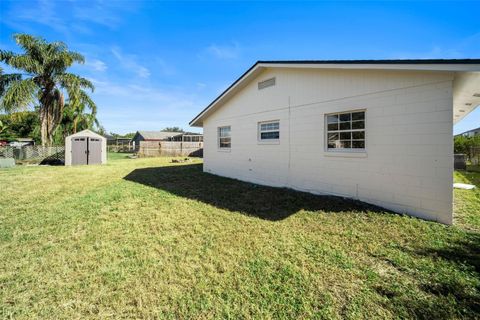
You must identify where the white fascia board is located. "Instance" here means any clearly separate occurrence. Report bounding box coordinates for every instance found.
[258,63,480,72]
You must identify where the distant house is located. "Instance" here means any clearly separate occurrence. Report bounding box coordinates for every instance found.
[457,126,480,137]
[9,138,35,148]
[105,134,132,146]
[131,131,203,149]
[190,59,480,225]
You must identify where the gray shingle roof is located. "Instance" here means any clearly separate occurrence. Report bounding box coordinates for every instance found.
[137,131,183,140]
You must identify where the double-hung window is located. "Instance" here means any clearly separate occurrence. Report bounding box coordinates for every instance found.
[326,110,365,151]
[258,120,280,141]
[218,126,231,149]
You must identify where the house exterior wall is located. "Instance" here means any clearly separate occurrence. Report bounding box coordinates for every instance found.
[202,68,454,224]
[132,133,144,150]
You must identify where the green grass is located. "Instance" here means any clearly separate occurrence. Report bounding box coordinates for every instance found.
[0,157,479,319]
[107,151,134,161]
[454,170,480,232]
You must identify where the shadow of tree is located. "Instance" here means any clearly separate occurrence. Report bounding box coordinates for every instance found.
[123,163,390,221]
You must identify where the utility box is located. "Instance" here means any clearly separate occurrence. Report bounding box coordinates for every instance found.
[0,158,15,168]
[454,154,467,170]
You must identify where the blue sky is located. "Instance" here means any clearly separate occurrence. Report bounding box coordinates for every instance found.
[1,1,479,134]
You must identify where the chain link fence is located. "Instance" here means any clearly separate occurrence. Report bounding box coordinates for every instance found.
[0,145,65,164]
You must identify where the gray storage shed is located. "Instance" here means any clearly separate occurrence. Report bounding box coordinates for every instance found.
[65,129,107,166]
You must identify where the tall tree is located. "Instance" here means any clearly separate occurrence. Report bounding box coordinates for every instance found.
[161,127,184,132]
[0,34,96,146]
[56,100,99,141]
[0,66,21,97]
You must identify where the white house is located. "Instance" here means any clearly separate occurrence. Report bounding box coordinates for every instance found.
[190,59,480,224]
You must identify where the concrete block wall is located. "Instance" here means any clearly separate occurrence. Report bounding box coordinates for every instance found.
[202,68,454,224]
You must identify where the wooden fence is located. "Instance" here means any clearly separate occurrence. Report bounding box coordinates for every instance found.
[138,141,203,157]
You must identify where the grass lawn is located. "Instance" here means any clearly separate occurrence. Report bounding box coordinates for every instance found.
[0,156,479,319]
[107,152,134,161]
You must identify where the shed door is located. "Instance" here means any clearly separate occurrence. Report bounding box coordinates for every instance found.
[72,137,88,165]
[88,138,102,165]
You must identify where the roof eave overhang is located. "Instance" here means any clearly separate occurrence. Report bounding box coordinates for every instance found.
[190,60,480,127]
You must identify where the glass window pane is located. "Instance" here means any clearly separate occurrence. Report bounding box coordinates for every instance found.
[328,140,338,148]
[352,121,365,129]
[218,127,231,148]
[327,123,339,131]
[339,122,351,130]
[261,131,279,140]
[326,111,366,150]
[352,141,365,149]
[352,112,365,121]
[340,140,351,148]
[260,122,279,131]
[219,127,231,137]
[352,131,365,139]
[339,113,351,122]
[328,133,339,140]
[327,115,339,124]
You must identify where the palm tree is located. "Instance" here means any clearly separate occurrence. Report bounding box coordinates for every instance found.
[0,66,21,97]
[0,119,8,135]
[0,34,96,146]
[58,100,98,139]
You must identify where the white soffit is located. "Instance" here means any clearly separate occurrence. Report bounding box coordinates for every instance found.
[453,72,480,124]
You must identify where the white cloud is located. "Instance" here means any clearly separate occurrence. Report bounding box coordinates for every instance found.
[206,42,241,59]
[389,32,480,60]
[111,47,151,78]
[84,59,107,72]
[89,78,196,109]
[87,78,205,133]
[196,82,207,90]
[2,0,138,37]
[390,46,464,60]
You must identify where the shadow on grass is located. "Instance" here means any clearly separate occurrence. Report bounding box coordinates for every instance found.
[374,232,480,318]
[123,163,389,221]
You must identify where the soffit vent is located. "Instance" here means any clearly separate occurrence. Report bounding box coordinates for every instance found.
[258,77,276,90]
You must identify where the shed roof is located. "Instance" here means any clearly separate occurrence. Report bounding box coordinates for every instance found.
[190,59,480,127]
[136,131,183,140]
[67,129,106,140]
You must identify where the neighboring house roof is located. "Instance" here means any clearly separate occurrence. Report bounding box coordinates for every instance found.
[183,132,203,135]
[135,131,183,140]
[190,59,480,127]
[459,126,480,136]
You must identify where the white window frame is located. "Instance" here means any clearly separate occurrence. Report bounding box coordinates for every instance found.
[258,120,280,144]
[325,110,366,153]
[217,126,231,150]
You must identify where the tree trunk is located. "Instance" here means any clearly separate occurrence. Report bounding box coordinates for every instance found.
[40,106,48,147]
[39,88,64,147]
